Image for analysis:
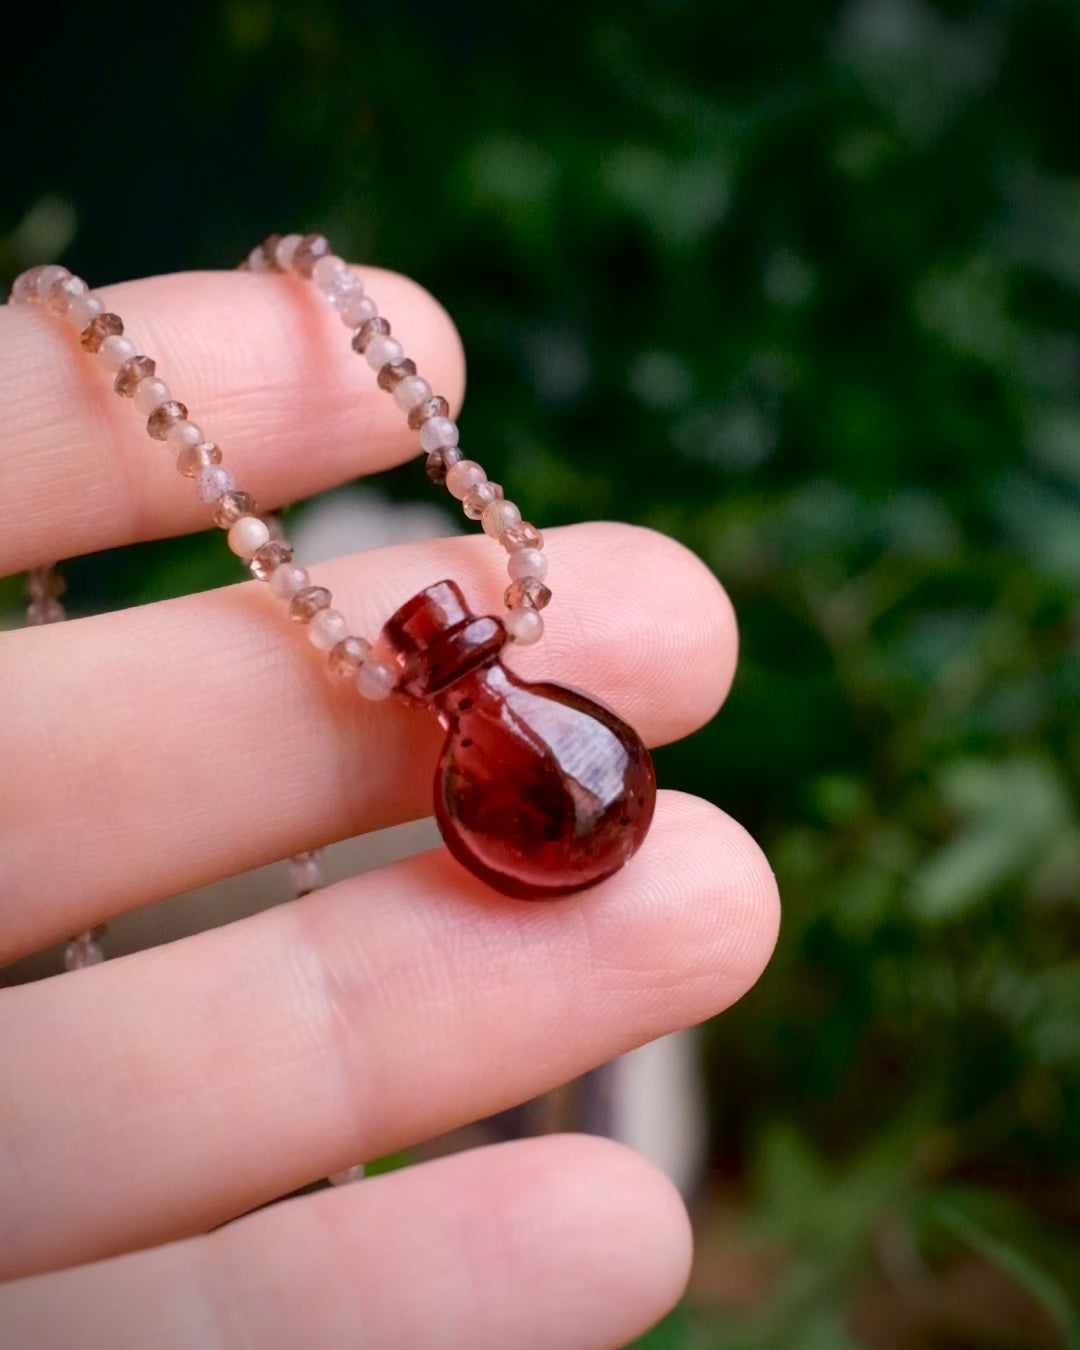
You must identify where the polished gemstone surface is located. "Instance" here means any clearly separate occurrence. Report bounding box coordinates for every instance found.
[381,581,656,898]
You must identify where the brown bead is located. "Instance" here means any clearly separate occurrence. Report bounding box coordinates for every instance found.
[376,358,418,392]
[26,568,66,602]
[351,316,390,354]
[260,234,283,271]
[424,447,464,485]
[407,395,450,430]
[463,481,503,520]
[176,441,223,477]
[289,585,332,623]
[80,312,123,353]
[26,598,65,625]
[505,577,552,611]
[500,521,544,553]
[292,233,331,278]
[249,540,293,581]
[328,635,373,678]
[114,355,156,397]
[146,401,189,440]
[212,490,258,527]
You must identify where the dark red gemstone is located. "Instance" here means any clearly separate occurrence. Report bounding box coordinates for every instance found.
[380,581,656,899]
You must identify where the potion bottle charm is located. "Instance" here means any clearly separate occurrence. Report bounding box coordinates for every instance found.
[380,581,657,899]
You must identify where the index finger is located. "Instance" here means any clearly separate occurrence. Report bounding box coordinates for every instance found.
[0,266,465,575]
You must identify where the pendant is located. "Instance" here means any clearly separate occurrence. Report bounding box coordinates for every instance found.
[380,581,656,899]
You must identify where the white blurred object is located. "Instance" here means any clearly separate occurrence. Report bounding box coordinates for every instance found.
[289,486,457,564]
[610,1030,708,1198]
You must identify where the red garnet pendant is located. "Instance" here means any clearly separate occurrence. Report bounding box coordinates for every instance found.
[380,581,656,899]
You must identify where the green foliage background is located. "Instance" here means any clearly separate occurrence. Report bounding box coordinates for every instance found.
[4,0,1079,1343]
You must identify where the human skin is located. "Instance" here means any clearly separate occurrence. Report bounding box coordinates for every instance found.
[0,265,780,1349]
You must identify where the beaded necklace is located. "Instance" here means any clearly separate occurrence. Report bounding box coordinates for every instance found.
[11,233,656,900]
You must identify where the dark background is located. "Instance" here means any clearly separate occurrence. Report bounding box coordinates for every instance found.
[3,1,1079,1345]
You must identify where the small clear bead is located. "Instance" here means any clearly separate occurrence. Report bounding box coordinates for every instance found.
[463,481,503,521]
[249,540,293,581]
[351,316,390,353]
[329,635,372,677]
[290,851,322,896]
[505,577,552,611]
[357,658,397,701]
[328,1165,365,1186]
[364,334,404,371]
[507,547,548,582]
[177,442,222,477]
[98,334,137,374]
[339,290,376,328]
[482,499,522,538]
[425,447,463,485]
[248,242,272,272]
[47,275,88,315]
[312,254,347,293]
[292,233,331,278]
[196,465,236,503]
[500,521,544,552]
[228,516,271,560]
[392,375,432,412]
[308,607,349,650]
[10,266,46,304]
[445,460,486,500]
[65,292,104,330]
[133,376,172,415]
[34,264,69,301]
[212,490,258,527]
[419,416,460,453]
[408,395,450,430]
[166,420,205,452]
[290,586,333,622]
[275,233,303,270]
[114,355,156,397]
[64,934,105,971]
[147,401,189,439]
[271,564,310,599]
[505,607,544,645]
[81,313,123,352]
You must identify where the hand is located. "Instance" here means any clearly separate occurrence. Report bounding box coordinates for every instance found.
[0,264,779,1349]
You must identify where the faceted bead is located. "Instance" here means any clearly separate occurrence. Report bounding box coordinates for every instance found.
[249,540,293,581]
[228,516,271,560]
[482,499,521,539]
[351,316,390,354]
[419,416,459,453]
[80,312,123,353]
[376,358,417,392]
[47,275,88,315]
[338,290,376,328]
[292,233,331,278]
[98,334,137,374]
[270,564,311,599]
[445,459,486,500]
[356,658,397,701]
[328,635,372,677]
[308,607,349,650]
[176,441,222,477]
[393,375,432,412]
[378,581,656,899]
[114,355,156,397]
[275,233,302,270]
[146,401,189,440]
[424,447,463,485]
[66,292,104,330]
[505,577,552,611]
[35,264,70,301]
[289,585,333,622]
[508,548,548,582]
[133,376,172,414]
[196,466,236,502]
[500,521,544,553]
[407,394,450,430]
[212,490,258,527]
[10,266,46,304]
[504,607,544,645]
[462,481,503,521]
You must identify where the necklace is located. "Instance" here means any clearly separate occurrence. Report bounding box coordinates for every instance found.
[11,233,656,899]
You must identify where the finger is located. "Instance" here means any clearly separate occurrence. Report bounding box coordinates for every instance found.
[0,792,778,1278]
[2,1136,691,1350]
[0,523,737,959]
[0,266,465,574]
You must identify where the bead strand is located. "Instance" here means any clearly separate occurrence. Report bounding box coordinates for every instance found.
[244,233,551,645]
[9,264,398,700]
[21,561,108,971]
